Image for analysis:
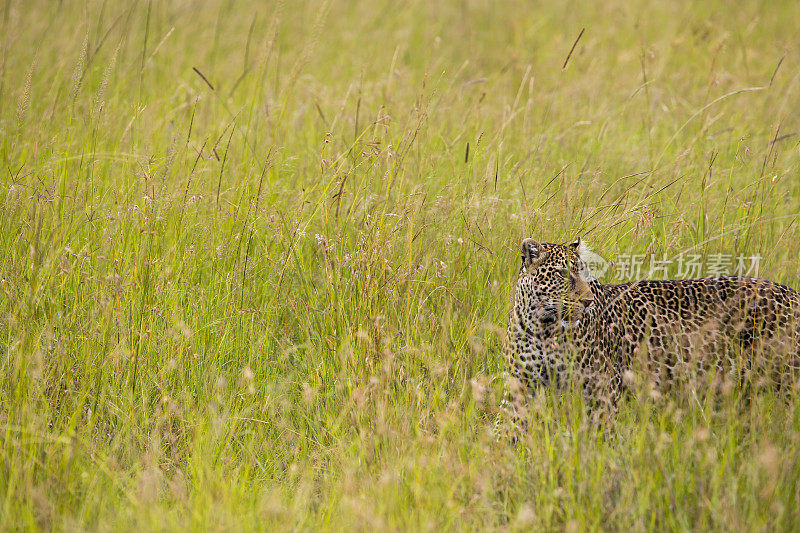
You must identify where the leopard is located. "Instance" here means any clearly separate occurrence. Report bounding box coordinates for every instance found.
[501,237,800,426]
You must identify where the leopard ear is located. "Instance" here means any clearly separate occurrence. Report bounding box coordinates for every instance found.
[521,238,541,269]
[569,237,582,254]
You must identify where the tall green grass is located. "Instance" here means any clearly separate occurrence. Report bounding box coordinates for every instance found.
[2,0,800,529]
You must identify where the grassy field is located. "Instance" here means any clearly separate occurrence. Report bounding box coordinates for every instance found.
[2,0,800,529]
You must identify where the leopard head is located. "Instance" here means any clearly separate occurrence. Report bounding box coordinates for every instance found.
[514,238,595,328]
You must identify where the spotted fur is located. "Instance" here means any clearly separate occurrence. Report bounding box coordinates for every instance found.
[502,238,800,424]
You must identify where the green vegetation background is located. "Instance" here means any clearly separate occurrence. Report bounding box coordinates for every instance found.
[2,0,800,529]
